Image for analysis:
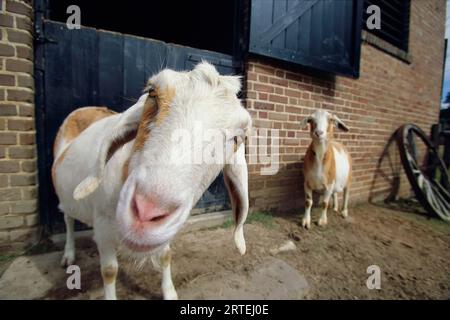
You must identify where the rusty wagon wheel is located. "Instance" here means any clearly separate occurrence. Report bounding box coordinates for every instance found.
[396,124,450,222]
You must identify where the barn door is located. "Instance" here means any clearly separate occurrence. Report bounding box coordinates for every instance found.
[249,0,363,77]
[35,20,239,232]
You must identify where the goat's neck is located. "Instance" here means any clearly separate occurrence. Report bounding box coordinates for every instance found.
[311,139,331,164]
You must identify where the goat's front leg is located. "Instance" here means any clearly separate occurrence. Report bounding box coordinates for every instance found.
[318,187,333,227]
[333,193,339,212]
[302,183,313,229]
[341,187,349,218]
[159,245,178,300]
[94,218,119,300]
[61,214,76,267]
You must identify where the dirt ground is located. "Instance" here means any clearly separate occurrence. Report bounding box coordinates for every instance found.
[1,200,449,300]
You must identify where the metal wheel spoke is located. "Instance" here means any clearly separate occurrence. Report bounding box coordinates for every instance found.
[431,179,450,200]
[430,183,450,212]
[424,181,443,213]
[397,124,450,222]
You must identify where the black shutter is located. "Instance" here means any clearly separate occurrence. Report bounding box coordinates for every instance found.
[363,0,410,52]
[249,0,363,78]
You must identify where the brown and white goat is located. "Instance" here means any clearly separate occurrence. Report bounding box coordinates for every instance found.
[300,110,352,229]
[52,62,252,299]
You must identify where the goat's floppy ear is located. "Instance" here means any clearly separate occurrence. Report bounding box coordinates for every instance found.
[332,114,349,132]
[223,141,249,255]
[300,116,312,129]
[72,94,149,200]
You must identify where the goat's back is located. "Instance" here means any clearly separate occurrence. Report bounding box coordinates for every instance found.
[53,107,116,159]
[51,107,124,223]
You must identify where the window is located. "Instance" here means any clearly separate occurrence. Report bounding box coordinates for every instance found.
[363,0,411,52]
[249,0,364,78]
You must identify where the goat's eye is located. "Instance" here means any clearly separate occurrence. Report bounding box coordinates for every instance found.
[234,135,245,146]
[227,136,239,146]
[146,83,157,96]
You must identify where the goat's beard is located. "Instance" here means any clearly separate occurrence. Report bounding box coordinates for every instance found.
[117,242,167,271]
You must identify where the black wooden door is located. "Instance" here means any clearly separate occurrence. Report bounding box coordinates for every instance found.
[35,21,239,232]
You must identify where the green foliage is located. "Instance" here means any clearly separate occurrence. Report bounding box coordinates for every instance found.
[216,211,275,229]
[0,253,19,276]
[0,253,18,264]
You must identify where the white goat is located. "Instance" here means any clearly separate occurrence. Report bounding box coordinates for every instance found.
[52,62,252,299]
[300,110,352,229]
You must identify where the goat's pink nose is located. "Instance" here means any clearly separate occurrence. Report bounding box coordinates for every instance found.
[315,130,324,137]
[133,193,169,223]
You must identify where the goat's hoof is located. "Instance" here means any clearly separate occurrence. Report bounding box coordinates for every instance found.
[318,217,328,227]
[163,289,179,300]
[60,252,75,268]
[301,218,311,229]
[104,293,117,300]
[341,210,348,218]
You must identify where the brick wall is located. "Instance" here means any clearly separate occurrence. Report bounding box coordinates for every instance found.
[245,0,445,212]
[0,0,38,248]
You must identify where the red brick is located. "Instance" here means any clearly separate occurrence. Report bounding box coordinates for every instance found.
[258,92,268,100]
[275,70,285,78]
[9,146,34,159]
[269,94,288,104]
[16,46,32,60]
[17,75,33,90]
[0,160,20,173]
[21,160,36,173]
[286,72,302,82]
[18,104,33,116]
[258,75,269,83]
[7,29,32,46]
[6,59,33,73]
[0,13,14,27]
[268,112,288,121]
[0,74,15,87]
[254,65,275,76]
[15,16,31,31]
[10,174,36,186]
[285,106,302,114]
[269,77,288,87]
[8,119,34,131]
[274,87,283,95]
[253,83,274,93]
[0,132,17,144]
[253,101,274,111]
[19,133,35,145]
[0,43,15,57]
[285,89,302,98]
[7,89,33,102]
[247,72,257,81]
[6,0,32,16]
